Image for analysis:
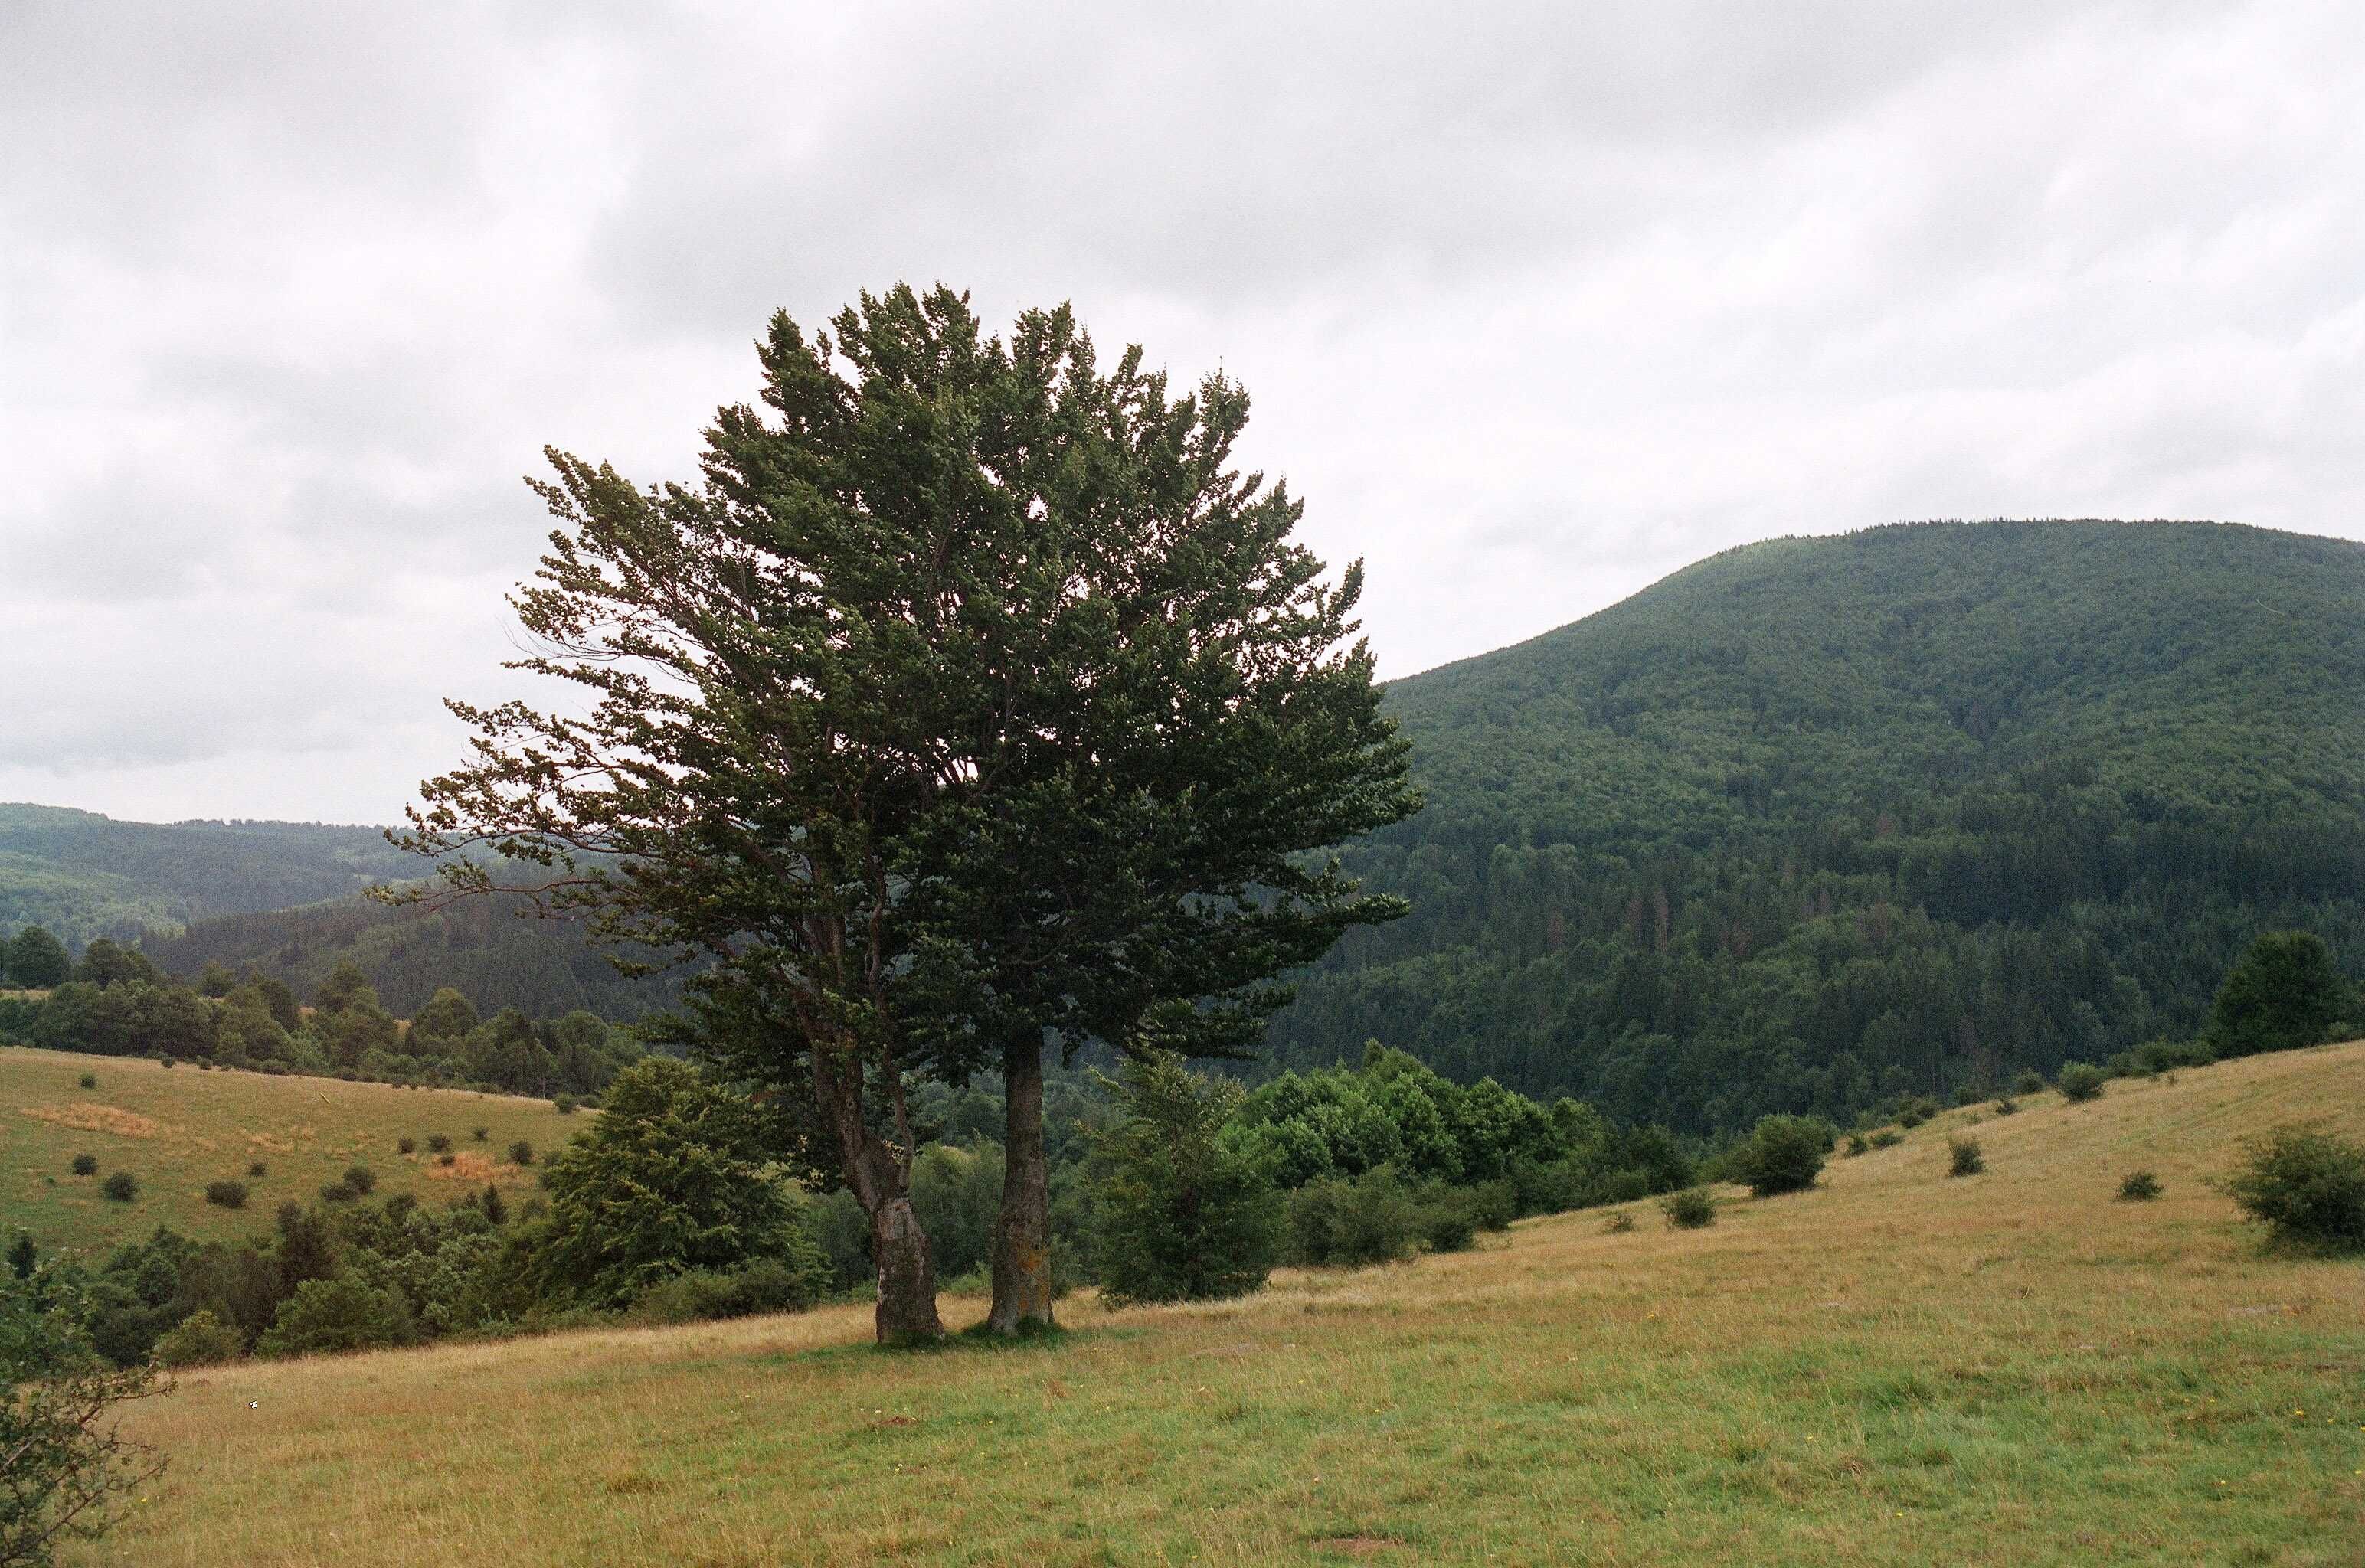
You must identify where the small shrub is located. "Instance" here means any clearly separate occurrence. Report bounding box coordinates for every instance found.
[77,1072,96,1089]
[2118,1170,2162,1201]
[1842,1133,1869,1158]
[1288,1168,1421,1267]
[508,1140,534,1167]
[2056,1062,2107,1102]
[2010,1070,2046,1096]
[1603,1210,1637,1234]
[204,1179,248,1209]
[383,1191,419,1223]
[1660,1187,1716,1229]
[70,1153,97,1177]
[1420,1197,1477,1254]
[1948,1136,1984,1178]
[473,1127,489,1142]
[437,1152,456,1167]
[2222,1125,2365,1252]
[100,1171,139,1202]
[397,1136,417,1155]
[159,1055,175,1069]
[1991,1097,2019,1116]
[343,1165,376,1195]
[247,1160,268,1178]
[630,1255,831,1326]
[197,1060,213,1071]
[479,1183,508,1226]
[1728,1114,1833,1197]
[1896,1097,1940,1129]
[554,1094,578,1115]
[257,1276,417,1357]
[427,1133,452,1153]
[154,1310,244,1369]
[319,1179,359,1204]
[1869,1129,1903,1149]
[1467,1179,1518,1232]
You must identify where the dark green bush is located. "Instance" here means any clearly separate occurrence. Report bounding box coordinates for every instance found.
[2010,1070,2046,1096]
[1603,1210,1637,1234]
[1948,1136,1984,1177]
[1869,1130,1903,1149]
[343,1165,376,1195]
[2118,1170,2162,1201]
[630,1250,833,1325]
[1467,1179,1518,1232]
[1842,1134,1869,1157]
[2206,932,2351,1059]
[70,1153,97,1177]
[1088,1054,1283,1305]
[256,1276,417,1357]
[1419,1195,1477,1254]
[204,1179,247,1209]
[473,1127,489,1142]
[1727,1115,1834,1197]
[2056,1063,2107,1102]
[247,1161,267,1178]
[1896,1097,1940,1129]
[508,1141,533,1166]
[1288,1166,1421,1267]
[319,1179,359,1203]
[427,1134,451,1153]
[100,1171,137,1202]
[2222,1125,2365,1252]
[554,1094,577,1115]
[397,1137,417,1155]
[1660,1187,1716,1229]
[153,1309,244,1368]
[77,1072,96,1090]
[437,1153,456,1167]
[1990,1097,2019,1116]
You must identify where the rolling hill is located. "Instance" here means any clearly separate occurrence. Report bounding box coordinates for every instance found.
[74,1037,2365,1566]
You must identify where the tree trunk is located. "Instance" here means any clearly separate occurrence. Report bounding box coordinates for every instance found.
[871,1194,944,1343]
[986,1037,1057,1334]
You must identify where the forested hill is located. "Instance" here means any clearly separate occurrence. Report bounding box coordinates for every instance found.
[0,805,417,948]
[1264,519,2365,1134]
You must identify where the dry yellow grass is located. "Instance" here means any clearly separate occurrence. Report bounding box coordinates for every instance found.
[73,1041,2365,1566]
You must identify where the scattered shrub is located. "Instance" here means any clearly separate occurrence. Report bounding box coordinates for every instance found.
[2222,1125,2365,1252]
[473,1127,489,1142]
[479,1183,508,1226]
[1420,1197,1478,1254]
[1842,1134,1869,1158]
[1288,1167,1421,1268]
[1948,1136,1984,1177]
[1728,1115,1833,1197]
[1467,1179,1518,1232]
[1869,1130,1903,1149]
[319,1180,359,1203]
[437,1153,456,1168]
[256,1276,417,1358]
[159,1055,175,1069]
[2056,1063,2107,1102]
[397,1137,417,1155]
[343,1165,376,1195]
[427,1134,452,1153]
[247,1161,268,1178]
[1896,1097,1940,1129]
[70,1153,97,1177]
[1603,1211,1637,1234]
[204,1179,247,1209]
[100,1171,138,1202]
[630,1253,833,1325]
[508,1140,534,1166]
[77,1072,96,1089]
[1991,1097,2019,1116]
[1660,1187,1716,1229]
[154,1309,244,1368]
[2010,1070,2046,1096]
[2118,1170,2162,1201]
[554,1094,578,1115]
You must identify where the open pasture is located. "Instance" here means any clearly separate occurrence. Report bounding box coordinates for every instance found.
[75,1040,2365,1566]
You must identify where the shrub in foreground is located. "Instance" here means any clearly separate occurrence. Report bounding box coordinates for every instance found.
[2118,1170,2162,1201]
[1728,1115,1833,1197]
[1948,1136,1984,1178]
[1660,1187,1716,1229]
[1288,1167,1421,1268]
[100,1172,138,1202]
[630,1251,833,1326]
[2222,1125,2365,1252]
[2056,1062,2106,1103]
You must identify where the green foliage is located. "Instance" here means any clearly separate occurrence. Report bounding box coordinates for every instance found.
[74,1074,93,1091]
[1660,1187,1717,1228]
[1896,1098,1940,1129]
[255,1276,417,1358]
[2221,1125,2365,1252]
[1843,1133,1869,1157]
[1991,1097,2019,1116]
[1087,1054,1282,1307]
[1287,1166,1422,1268]
[152,1310,241,1369]
[506,1141,532,1167]
[397,1138,416,1155]
[2206,931,2351,1059]
[427,1135,450,1153]
[0,1269,165,1564]
[2011,1070,2047,1096]
[1869,1130,1903,1148]
[1726,1115,1834,1197]
[97,1174,136,1204]
[2056,1063,2107,1102]
[67,1156,95,1179]
[4,924,72,988]
[342,1166,375,1196]
[245,1161,267,1179]
[630,1252,832,1326]
[1948,1136,1984,1177]
[202,1181,246,1210]
[1602,1210,1637,1233]
[2118,1170,2162,1201]
[532,1057,797,1308]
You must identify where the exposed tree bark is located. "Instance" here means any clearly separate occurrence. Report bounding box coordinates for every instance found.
[869,1196,943,1342]
[813,1034,943,1343]
[986,1037,1056,1334]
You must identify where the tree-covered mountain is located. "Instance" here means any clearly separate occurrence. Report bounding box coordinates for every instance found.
[1263,520,2365,1133]
[0,805,418,948]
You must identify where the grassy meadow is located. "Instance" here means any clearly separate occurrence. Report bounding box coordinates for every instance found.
[0,1047,585,1253]
[73,1040,2365,1566]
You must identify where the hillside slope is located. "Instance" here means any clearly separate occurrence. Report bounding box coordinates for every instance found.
[79,1039,2365,1567]
[1268,520,2365,1131]
[0,805,417,948]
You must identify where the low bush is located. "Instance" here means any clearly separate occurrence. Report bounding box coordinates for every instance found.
[397,1137,417,1155]
[1948,1136,1984,1177]
[154,1310,244,1369]
[473,1127,489,1142]
[1602,1210,1637,1234]
[247,1160,267,1178]
[100,1171,138,1202]
[1288,1167,1421,1267]
[2118,1170,2162,1201]
[343,1165,376,1195]
[1728,1115,1834,1197]
[1842,1133,1869,1157]
[319,1179,359,1203]
[204,1179,247,1209]
[508,1140,534,1167]
[1869,1130,1903,1149]
[1660,1187,1716,1229]
[70,1153,97,1177]
[77,1072,96,1089]
[1467,1179,1518,1232]
[257,1276,417,1357]
[2010,1069,2047,1096]
[1991,1097,2019,1116]
[2056,1063,2107,1103]
[2222,1125,2365,1252]
[437,1153,456,1168]
[554,1094,577,1115]
[159,1055,175,1069]
[1419,1196,1477,1254]
[1896,1097,1941,1129]
[630,1254,833,1325]
[427,1134,452,1153]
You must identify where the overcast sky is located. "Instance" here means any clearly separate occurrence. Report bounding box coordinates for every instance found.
[5,2,2361,825]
